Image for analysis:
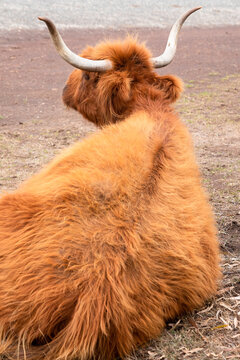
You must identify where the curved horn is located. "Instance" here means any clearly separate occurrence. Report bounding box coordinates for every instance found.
[151,7,202,68]
[38,17,113,72]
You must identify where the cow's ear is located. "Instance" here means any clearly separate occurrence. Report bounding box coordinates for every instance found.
[153,75,183,103]
[97,71,132,121]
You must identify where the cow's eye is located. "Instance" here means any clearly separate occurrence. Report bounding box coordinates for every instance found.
[94,75,99,85]
[83,73,90,81]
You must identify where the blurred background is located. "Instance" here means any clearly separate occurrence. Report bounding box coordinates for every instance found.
[1,0,240,30]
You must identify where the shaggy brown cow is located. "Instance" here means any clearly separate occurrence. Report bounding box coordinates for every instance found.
[0,8,220,360]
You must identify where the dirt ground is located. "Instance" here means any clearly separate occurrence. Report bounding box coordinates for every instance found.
[0,25,240,359]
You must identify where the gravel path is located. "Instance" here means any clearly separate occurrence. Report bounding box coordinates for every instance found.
[1,0,240,30]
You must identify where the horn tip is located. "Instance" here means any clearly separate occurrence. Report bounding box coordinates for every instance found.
[38,17,56,34]
[187,6,202,17]
[38,17,51,24]
[38,16,47,22]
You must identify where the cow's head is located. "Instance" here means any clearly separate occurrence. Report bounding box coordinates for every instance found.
[39,7,200,126]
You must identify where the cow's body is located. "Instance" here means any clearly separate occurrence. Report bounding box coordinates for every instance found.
[0,35,220,360]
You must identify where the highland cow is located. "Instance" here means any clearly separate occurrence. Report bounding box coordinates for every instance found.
[0,7,220,360]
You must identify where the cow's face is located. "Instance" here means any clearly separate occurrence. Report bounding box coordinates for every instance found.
[62,38,183,127]
[40,8,201,127]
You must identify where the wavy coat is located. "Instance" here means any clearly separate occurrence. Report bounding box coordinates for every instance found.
[0,37,221,360]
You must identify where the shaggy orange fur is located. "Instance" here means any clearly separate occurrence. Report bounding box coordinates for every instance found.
[0,37,220,360]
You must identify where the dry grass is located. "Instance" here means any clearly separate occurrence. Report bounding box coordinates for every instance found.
[0,74,239,360]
